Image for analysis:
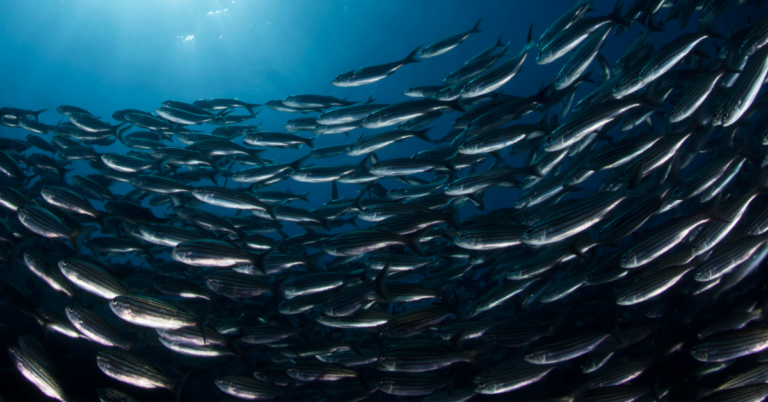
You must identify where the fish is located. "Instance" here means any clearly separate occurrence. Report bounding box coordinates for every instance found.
[333,47,421,87]
[419,18,483,58]
[1,2,767,401]
[9,346,71,402]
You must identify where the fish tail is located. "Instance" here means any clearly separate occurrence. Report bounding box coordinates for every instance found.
[524,24,535,52]
[495,33,504,48]
[32,109,48,121]
[470,17,483,33]
[609,1,632,27]
[403,46,422,64]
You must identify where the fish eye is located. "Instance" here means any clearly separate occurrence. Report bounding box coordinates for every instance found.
[614,84,621,91]
[526,349,534,357]
[598,229,604,237]
[287,367,294,372]
[362,208,369,212]
[458,233,466,240]
[383,324,389,330]
[546,136,553,144]
[692,245,697,252]
[621,254,628,262]
[377,378,384,384]
[696,269,702,276]
[380,354,386,360]
[478,381,486,388]
[111,300,118,305]
[691,346,698,354]
[618,293,625,300]
[525,228,534,237]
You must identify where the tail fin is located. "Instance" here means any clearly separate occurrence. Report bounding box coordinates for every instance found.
[403,46,421,64]
[245,103,262,116]
[114,123,132,138]
[494,34,504,48]
[373,264,391,303]
[412,128,433,143]
[609,1,632,27]
[364,95,376,104]
[647,14,665,33]
[446,98,466,113]
[470,17,483,34]
[524,24,535,52]
[703,23,725,40]
[406,227,430,257]
[32,109,48,121]
[706,194,730,223]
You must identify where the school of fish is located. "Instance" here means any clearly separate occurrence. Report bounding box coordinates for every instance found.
[3,0,768,401]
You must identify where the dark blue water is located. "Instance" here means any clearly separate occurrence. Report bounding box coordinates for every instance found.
[0,0,759,401]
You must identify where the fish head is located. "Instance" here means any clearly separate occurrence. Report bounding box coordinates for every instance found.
[689,345,709,362]
[109,297,131,315]
[289,170,307,180]
[285,366,300,379]
[525,348,547,364]
[543,133,564,152]
[376,376,393,392]
[377,352,396,371]
[57,259,75,276]
[214,377,234,393]
[693,267,712,282]
[322,239,342,256]
[475,378,500,394]
[522,226,546,246]
[462,304,480,319]
[535,50,551,65]
[619,252,639,269]
[453,231,481,250]
[332,75,352,86]
[691,240,708,256]
[362,116,383,129]
[616,289,637,305]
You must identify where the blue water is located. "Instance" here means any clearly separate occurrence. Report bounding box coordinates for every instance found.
[0,0,757,400]
[0,0,742,218]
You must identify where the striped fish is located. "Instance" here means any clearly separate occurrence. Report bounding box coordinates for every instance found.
[525,328,609,364]
[109,295,198,330]
[214,376,280,400]
[376,372,446,396]
[96,350,185,399]
[66,306,133,350]
[17,205,95,256]
[23,252,76,297]
[138,224,206,248]
[96,388,139,402]
[474,359,555,395]
[381,304,454,337]
[18,335,55,370]
[58,258,129,299]
[691,327,768,362]
[8,346,70,402]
